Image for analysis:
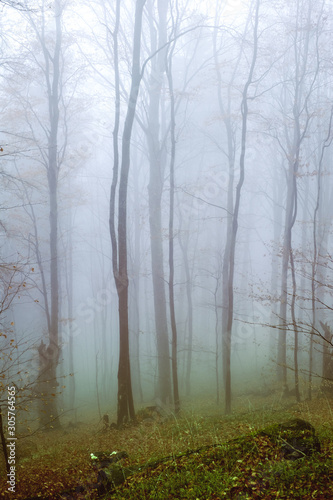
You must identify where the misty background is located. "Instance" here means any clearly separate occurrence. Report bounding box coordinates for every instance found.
[1,0,332,427]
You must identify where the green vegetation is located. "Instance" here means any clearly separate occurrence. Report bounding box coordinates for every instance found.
[107,420,333,499]
[1,394,333,498]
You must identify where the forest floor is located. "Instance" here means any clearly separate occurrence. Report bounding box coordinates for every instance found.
[1,390,333,499]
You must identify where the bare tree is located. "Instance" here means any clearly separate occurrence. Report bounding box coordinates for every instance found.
[307,106,333,398]
[165,30,180,414]
[109,0,146,426]
[276,0,325,392]
[144,0,172,404]
[22,0,65,428]
[213,0,260,414]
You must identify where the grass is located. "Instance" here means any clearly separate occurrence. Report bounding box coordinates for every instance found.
[107,433,333,499]
[1,391,333,499]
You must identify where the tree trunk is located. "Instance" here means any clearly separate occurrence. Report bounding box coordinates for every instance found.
[178,231,194,397]
[277,0,319,390]
[277,162,296,389]
[309,108,333,398]
[109,0,146,426]
[146,0,171,404]
[27,0,63,429]
[64,205,75,415]
[166,45,180,414]
[223,0,260,414]
[290,249,300,402]
[129,150,143,404]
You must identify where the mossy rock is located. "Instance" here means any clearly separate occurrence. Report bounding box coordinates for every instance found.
[90,450,128,467]
[93,419,322,497]
[260,418,320,460]
[97,464,132,494]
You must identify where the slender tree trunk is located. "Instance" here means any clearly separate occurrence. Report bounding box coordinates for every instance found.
[289,249,300,401]
[64,205,75,414]
[214,265,221,405]
[269,166,283,356]
[309,107,333,398]
[277,162,296,389]
[213,0,259,414]
[129,150,143,404]
[166,46,180,414]
[277,0,321,392]
[223,0,260,414]
[146,0,171,404]
[109,0,146,426]
[30,0,63,429]
[178,231,193,397]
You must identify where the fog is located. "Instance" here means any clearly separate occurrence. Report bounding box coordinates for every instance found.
[1,0,333,435]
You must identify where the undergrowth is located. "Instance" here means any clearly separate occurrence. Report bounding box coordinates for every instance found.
[0,393,332,499]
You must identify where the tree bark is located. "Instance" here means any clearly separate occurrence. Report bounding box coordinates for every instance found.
[277,0,320,390]
[166,44,180,414]
[178,231,193,397]
[146,0,171,403]
[27,0,63,429]
[109,0,146,426]
[223,0,260,414]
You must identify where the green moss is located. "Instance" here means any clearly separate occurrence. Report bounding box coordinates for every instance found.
[101,419,331,499]
[259,418,320,459]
